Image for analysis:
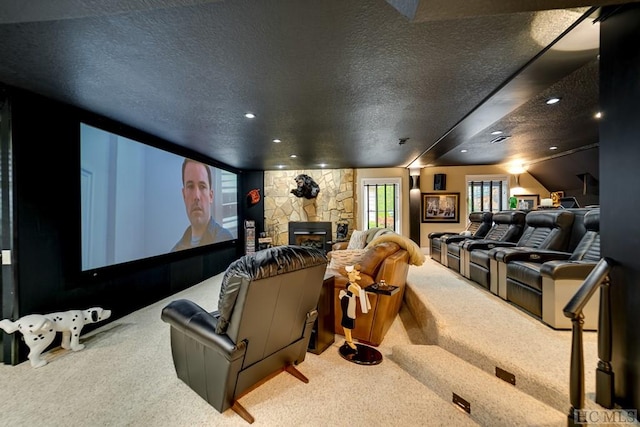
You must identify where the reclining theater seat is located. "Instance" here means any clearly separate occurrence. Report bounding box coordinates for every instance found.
[501,209,601,329]
[428,212,493,264]
[439,212,493,271]
[161,245,328,424]
[489,207,595,299]
[468,210,575,290]
[458,210,526,279]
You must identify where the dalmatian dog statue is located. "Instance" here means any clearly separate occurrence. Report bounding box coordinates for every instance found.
[0,314,54,368]
[0,307,111,368]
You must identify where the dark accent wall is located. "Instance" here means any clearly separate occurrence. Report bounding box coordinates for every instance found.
[239,169,265,252]
[409,172,421,244]
[600,4,640,412]
[527,147,600,208]
[2,88,243,364]
[0,89,14,364]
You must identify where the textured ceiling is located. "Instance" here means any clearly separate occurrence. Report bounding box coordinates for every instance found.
[0,0,622,184]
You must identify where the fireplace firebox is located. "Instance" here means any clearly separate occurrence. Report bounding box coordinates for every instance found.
[288,221,332,253]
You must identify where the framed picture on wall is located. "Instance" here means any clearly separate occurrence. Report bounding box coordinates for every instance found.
[514,194,540,210]
[550,191,564,207]
[422,192,460,223]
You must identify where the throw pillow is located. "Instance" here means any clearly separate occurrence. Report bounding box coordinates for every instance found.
[347,230,368,249]
[328,249,367,270]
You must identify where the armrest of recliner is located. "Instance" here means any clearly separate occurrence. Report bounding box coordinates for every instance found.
[462,240,517,251]
[161,299,246,360]
[456,235,485,245]
[443,235,471,244]
[490,247,572,263]
[428,231,452,239]
[375,250,410,288]
[539,260,598,280]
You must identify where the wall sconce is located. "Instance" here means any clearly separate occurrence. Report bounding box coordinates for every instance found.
[409,168,421,191]
[514,174,520,186]
[410,175,420,190]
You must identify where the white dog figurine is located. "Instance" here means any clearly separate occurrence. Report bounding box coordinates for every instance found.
[0,307,111,368]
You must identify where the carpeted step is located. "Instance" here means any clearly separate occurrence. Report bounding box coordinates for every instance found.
[403,259,602,413]
[392,344,566,427]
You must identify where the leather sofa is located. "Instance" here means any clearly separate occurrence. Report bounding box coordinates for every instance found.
[469,210,575,291]
[428,211,493,265]
[499,209,601,329]
[326,235,421,346]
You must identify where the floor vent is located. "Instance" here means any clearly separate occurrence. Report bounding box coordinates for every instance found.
[496,366,516,385]
[452,393,471,414]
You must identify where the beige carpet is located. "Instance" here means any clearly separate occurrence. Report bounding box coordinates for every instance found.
[0,268,479,427]
[402,256,599,413]
[0,255,605,426]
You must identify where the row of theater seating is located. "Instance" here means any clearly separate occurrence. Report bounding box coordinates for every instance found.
[428,208,601,330]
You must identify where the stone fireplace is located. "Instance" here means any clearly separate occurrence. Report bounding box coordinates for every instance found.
[264,169,354,246]
[288,221,332,253]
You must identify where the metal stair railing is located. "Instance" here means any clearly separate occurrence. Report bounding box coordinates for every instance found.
[563,257,614,427]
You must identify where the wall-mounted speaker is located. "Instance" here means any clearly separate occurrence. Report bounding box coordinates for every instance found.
[434,174,446,191]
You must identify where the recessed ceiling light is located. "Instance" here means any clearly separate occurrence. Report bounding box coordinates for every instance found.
[546,97,561,105]
[460,149,468,153]
[550,146,558,150]
[491,130,503,135]
[290,154,297,158]
[244,113,255,118]
[595,112,602,119]
[273,138,281,143]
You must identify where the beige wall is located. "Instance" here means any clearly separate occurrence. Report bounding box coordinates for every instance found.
[264,165,547,248]
[417,165,549,247]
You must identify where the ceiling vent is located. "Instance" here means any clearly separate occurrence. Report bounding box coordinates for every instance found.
[490,135,510,144]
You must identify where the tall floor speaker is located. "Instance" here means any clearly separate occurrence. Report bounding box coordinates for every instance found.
[434,174,446,191]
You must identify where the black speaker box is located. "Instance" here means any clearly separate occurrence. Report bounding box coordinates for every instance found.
[434,174,446,190]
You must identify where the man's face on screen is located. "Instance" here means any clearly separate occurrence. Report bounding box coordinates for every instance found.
[182,161,213,230]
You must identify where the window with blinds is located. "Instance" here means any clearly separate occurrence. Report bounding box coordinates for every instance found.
[466,175,509,214]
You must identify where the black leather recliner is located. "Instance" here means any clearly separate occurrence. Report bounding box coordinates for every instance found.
[488,207,596,299]
[161,246,328,424]
[458,210,526,278]
[498,209,600,329]
[468,210,575,290]
[441,212,499,272]
[428,211,493,264]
